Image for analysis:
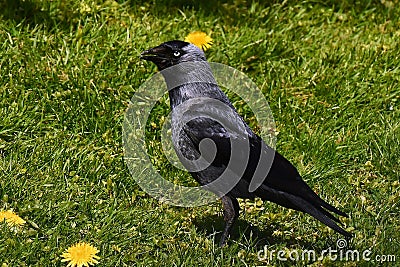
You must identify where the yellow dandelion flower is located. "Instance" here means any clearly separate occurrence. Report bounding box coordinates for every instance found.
[184,31,213,51]
[0,210,26,227]
[61,242,100,267]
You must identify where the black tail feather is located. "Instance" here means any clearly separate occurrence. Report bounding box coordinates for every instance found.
[289,194,352,238]
[317,205,343,224]
[297,180,349,218]
[256,185,352,238]
[315,196,349,218]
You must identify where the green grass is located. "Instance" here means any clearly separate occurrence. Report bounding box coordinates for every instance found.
[1,0,399,266]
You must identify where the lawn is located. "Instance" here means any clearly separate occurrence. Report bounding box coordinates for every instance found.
[0,0,399,266]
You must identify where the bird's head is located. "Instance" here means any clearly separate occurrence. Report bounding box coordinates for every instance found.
[141,40,207,70]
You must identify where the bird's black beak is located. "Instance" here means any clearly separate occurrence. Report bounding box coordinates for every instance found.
[140,45,169,62]
[140,44,172,70]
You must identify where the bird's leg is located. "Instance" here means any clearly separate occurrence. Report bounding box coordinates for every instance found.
[219,196,239,247]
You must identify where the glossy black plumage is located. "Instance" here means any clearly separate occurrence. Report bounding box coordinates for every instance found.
[141,40,352,246]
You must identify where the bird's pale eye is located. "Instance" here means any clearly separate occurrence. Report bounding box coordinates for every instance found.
[173,51,181,57]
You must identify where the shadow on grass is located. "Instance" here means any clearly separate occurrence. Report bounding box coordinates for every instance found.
[0,0,62,28]
[127,0,390,20]
[1,0,391,33]
[193,214,319,250]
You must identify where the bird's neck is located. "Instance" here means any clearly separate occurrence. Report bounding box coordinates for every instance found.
[168,84,214,108]
[161,61,228,109]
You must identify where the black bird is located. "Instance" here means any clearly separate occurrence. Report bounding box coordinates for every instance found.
[141,40,352,246]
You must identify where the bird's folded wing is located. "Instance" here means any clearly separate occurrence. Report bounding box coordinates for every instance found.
[181,117,239,166]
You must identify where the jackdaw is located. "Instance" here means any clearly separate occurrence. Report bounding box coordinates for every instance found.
[141,40,352,246]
